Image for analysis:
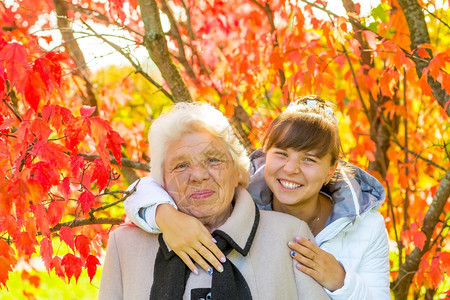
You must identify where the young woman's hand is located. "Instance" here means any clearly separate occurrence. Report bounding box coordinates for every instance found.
[288,236,345,291]
[156,204,226,274]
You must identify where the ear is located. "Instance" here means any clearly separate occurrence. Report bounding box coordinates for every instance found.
[326,161,338,183]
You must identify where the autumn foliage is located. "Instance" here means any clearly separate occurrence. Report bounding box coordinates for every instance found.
[0,0,449,298]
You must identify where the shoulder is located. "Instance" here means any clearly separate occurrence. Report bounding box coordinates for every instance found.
[259,210,312,237]
[109,224,159,249]
[357,210,386,233]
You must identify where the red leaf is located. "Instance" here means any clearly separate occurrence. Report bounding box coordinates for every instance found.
[79,190,95,213]
[30,161,60,192]
[40,237,53,269]
[47,200,65,226]
[61,253,82,283]
[15,232,36,256]
[91,159,110,192]
[107,129,125,167]
[80,105,96,117]
[86,255,100,282]
[0,42,29,84]
[59,177,70,201]
[430,257,444,287]
[59,226,74,251]
[70,155,85,178]
[50,256,64,280]
[34,204,50,237]
[413,231,426,250]
[74,235,91,260]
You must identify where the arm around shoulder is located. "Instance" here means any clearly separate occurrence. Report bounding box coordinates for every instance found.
[124,176,177,233]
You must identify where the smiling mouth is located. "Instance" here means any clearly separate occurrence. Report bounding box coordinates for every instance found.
[191,190,215,199]
[278,179,302,190]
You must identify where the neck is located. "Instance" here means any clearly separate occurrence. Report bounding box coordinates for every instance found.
[273,194,329,235]
[199,206,233,232]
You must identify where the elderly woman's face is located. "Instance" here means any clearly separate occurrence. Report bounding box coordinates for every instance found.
[163,130,239,224]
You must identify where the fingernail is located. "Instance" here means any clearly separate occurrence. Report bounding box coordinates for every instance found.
[217,265,224,273]
[296,236,302,242]
[290,251,296,256]
[220,256,226,263]
[212,237,217,243]
[288,241,293,247]
[193,269,199,275]
[296,264,301,269]
[208,268,213,275]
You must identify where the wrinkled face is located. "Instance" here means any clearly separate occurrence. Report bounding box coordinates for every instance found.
[264,147,336,207]
[163,131,239,224]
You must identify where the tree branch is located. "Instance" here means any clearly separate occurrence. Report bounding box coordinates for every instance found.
[78,153,150,172]
[50,217,124,232]
[53,0,98,112]
[80,20,173,100]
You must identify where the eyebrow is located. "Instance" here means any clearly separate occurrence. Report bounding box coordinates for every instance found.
[304,152,321,158]
[201,148,229,159]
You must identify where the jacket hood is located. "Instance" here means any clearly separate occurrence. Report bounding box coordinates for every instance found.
[247,149,386,223]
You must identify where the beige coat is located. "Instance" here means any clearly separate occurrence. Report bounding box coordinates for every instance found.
[99,187,329,300]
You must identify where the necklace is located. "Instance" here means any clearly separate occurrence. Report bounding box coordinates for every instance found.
[308,196,322,235]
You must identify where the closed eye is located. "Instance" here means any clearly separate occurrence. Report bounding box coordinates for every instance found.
[304,157,317,163]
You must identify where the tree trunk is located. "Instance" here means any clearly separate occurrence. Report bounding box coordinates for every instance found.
[137,0,192,103]
[396,0,450,116]
[391,170,450,299]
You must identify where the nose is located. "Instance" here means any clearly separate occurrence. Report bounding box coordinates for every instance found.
[189,163,210,182]
[283,157,300,175]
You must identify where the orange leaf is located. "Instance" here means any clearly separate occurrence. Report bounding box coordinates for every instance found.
[417,48,431,58]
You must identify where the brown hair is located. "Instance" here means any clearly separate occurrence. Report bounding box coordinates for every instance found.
[262,95,342,166]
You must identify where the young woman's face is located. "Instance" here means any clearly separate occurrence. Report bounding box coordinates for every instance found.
[264,147,336,207]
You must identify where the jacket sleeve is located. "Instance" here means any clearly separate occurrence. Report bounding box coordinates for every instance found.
[98,231,123,300]
[325,212,391,300]
[123,176,177,233]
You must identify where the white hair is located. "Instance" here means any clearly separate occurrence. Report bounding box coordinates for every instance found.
[148,102,250,187]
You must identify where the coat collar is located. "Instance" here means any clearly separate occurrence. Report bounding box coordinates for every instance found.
[216,187,259,256]
[160,187,259,257]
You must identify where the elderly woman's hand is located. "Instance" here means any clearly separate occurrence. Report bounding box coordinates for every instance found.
[156,204,226,274]
[288,236,345,291]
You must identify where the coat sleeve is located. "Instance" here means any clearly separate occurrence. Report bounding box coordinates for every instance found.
[98,231,123,300]
[293,223,330,300]
[325,211,391,300]
[123,176,178,233]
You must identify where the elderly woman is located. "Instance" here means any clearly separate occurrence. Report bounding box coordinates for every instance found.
[98,102,329,299]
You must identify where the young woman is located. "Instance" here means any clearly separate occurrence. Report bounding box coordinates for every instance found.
[124,96,390,299]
